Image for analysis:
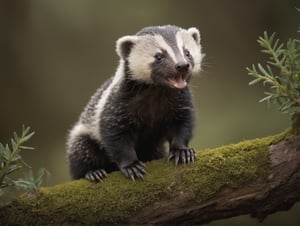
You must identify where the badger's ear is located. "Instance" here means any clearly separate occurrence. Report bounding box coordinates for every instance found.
[116,35,138,59]
[187,27,200,45]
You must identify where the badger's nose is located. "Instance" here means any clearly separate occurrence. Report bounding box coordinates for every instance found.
[175,62,190,73]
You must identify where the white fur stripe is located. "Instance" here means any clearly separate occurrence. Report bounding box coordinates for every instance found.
[154,35,177,63]
[92,61,125,140]
[176,29,203,73]
[175,30,185,57]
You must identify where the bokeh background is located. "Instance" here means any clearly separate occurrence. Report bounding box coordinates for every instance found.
[1,0,299,225]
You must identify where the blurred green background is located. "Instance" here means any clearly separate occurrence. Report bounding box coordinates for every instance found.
[1,0,299,225]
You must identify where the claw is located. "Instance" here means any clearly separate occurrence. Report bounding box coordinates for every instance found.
[186,149,191,163]
[127,168,134,179]
[191,148,196,163]
[85,169,107,182]
[138,173,144,180]
[121,160,147,181]
[94,171,103,181]
[135,163,147,174]
[131,165,141,178]
[130,174,136,182]
[168,152,174,161]
[101,169,107,177]
[182,155,186,164]
[170,148,196,165]
[175,154,180,166]
[183,149,187,164]
[85,173,94,181]
[138,161,146,168]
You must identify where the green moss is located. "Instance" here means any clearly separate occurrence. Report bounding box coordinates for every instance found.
[3,159,176,225]
[0,129,291,225]
[179,129,290,203]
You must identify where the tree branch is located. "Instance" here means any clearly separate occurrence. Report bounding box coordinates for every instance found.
[130,132,300,225]
[0,129,299,225]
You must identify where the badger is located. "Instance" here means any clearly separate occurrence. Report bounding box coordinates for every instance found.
[67,25,204,182]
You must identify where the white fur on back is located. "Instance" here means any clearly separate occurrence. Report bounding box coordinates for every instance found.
[92,61,125,140]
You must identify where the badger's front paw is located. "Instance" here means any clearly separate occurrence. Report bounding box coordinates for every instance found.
[85,169,107,182]
[168,147,196,165]
[120,160,146,181]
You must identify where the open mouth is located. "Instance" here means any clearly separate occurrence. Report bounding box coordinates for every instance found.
[167,75,187,89]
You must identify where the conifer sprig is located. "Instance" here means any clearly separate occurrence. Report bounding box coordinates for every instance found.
[247,28,300,116]
[0,126,49,206]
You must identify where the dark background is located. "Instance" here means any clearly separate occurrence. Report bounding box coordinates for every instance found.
[0,0,299,225]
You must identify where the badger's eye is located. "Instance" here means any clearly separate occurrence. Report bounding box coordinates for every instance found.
[154,52,165,62]
[184,49,191,59]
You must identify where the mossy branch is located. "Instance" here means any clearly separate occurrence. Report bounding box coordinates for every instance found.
[0,129,300,225]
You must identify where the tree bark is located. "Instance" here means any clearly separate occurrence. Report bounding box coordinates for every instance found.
[0,129,299,225]
[129,133,300,225]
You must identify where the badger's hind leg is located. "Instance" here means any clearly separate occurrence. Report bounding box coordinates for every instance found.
[68,134,112,182]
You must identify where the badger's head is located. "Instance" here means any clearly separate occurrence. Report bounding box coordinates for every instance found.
[116,25,203,89]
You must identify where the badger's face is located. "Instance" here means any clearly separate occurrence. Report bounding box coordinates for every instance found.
[116,25,203,89]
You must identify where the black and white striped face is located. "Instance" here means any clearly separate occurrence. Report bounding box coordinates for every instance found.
[116,25,203,89]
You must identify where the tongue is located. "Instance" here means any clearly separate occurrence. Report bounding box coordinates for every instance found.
[168,76,187,89]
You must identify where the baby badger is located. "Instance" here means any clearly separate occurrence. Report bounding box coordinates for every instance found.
[67,25,204,182]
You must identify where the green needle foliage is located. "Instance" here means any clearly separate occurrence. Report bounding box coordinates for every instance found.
[0,126,49,206]
[247,20,300,116]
